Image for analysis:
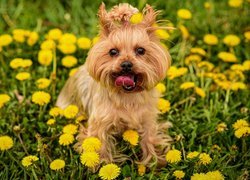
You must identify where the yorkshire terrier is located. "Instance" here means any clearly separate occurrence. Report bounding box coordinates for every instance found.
[56,3,172,165]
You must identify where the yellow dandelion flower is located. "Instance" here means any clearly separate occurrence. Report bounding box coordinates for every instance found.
[92,36,100,45]
[195,87,206,98]
[215,80,232,90]
[63,105,79,119]
[36,78,51,89]
[22,59,33,68]
[40,39,56,50]
[138,164,146,176]
[69,67,79,77]
[179,25,189,39]
[62,124,78,135]
[27,31,39,46]
[12,29,26,43]
[217,122,227,132]
[166,149,182,163]
[130,13,143,24]
[206,170,224,180]
[155,29,170,40]
[180,82,195,90]
[223,34,240,47]
[212,73,227,81]
[62,56,78,68]
[199,153,212,165]
[244,31,250,40]
[204,2,211,9]
[231,82,246,91]
[203,34,218,45]
[47,28,63,41]
[0,136,14,151]
[190,47,206,56]
[77,37,91,49]
[191,173,207,180]
[218,52,237,63]
[21,155,39,167]
[38,50,53,66]
[10,58,32,69]
[0,94,11,105]
[31,91,51,106]
[230,64,245,71]
[212,144,222,151]
[185,54,202,65]
[243,60,250,71]
[187,151,200,159]
[10,58,23,69]
[80,151,100,168]
[15,72,30,81]
[177,9,192,19]
[198,61,214,71]
[158,98,171,113]
[99,163,121,180]
[0,34,13,46]
[50,159,65,170]
[59,133,74,146]
[75,114,87,123]
[228,0,243,8]
[122,130,139,146]
[234,127,250,138]
[173,170,185,179]
[155,83,166,94]
[82,137,102,152]
[167,66,188,80]
[59,33,77,44]
[47,119,56,126]
[58,43,76,54]
[233,119,249,130]
[49,107,63,117]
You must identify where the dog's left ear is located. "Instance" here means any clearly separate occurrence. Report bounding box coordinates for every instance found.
[98,2,113,37]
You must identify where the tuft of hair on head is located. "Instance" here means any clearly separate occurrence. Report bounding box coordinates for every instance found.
[97,3,174,40]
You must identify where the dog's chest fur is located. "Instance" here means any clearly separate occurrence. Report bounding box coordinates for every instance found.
[56,65,159,134]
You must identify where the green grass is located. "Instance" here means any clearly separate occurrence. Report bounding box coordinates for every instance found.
[0,0,250,179]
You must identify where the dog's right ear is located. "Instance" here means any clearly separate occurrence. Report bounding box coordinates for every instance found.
[98,2,112,37]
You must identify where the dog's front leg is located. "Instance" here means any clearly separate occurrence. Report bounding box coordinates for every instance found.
[87,119,114,163]
[139,120,171,165]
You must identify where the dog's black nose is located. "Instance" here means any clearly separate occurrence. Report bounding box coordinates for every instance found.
[120,61,133,72]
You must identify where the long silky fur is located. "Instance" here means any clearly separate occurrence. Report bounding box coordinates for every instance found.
[56,3,172,165]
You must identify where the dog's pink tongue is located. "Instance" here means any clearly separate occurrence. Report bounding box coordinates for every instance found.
[115,75,134,86]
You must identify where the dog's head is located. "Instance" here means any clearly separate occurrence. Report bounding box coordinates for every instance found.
[86,3,171,93]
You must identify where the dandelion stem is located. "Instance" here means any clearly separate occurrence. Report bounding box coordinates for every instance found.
[39,106,43,120]
[22,81,26,98]
[17,133,29,155]
[131,147,139,161]
[52,49,57,98]
[242,138,246,154]
[31,167,39,180]
[223,89,230,115]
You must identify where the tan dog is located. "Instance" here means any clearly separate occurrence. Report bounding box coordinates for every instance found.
[56,3,172,165]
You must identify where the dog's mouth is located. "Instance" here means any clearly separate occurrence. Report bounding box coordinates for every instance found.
[112,72,143,92]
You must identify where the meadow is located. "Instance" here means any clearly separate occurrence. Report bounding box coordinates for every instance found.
[0,0,250,179]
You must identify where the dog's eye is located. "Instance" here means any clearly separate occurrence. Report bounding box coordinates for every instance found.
[109,49,119,57]
[135,47,145,55]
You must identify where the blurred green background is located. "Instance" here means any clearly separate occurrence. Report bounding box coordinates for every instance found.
[0,0,249,38]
